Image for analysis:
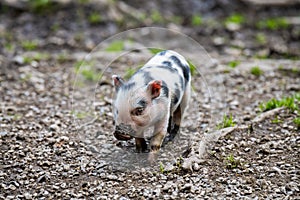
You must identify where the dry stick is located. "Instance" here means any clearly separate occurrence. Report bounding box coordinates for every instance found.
[77,116,99,130]
[182,107,285,171]
[252,107,285,123]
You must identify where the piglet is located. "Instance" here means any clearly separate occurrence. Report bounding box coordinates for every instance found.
[112,50,191,155]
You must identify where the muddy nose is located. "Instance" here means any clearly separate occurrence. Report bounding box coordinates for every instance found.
[113,124,134,141]
[113,131,133,140]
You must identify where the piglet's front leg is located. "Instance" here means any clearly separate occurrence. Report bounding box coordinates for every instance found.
[148,131,166,163]
[150,130,166,152]
[150,114,169,152]
[148,117,168,162]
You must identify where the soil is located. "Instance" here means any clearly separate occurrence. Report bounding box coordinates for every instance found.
[0,0,299,199]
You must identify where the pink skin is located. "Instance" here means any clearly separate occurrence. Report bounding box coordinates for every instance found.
[112,77,170,153]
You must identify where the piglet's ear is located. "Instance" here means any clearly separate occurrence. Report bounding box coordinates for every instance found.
[112,75,124,91]
[147,80,162,99]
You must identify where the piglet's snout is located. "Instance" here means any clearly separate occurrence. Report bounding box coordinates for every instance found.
[113,123,135,141]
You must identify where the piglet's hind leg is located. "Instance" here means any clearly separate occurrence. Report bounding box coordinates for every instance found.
[163,105,181,145]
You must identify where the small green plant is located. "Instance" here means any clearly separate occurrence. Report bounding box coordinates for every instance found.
[259,98,278,111]
[293,117,300,129]
[34,52,50,61]
[21,40,38,51]
[278,65,300,75]
[255,54,269,60]
[222,69,231,74]
[150,10,164,23]
[1,31,13,41]
[12,113,23,121]
[57,53,68,63]
[51,23,60,32]
[29,0,54,13]
[217,114,236,129]
[6,113,23,121]
[148,48,165,55]
[79,0,90,4]
[136,12,147,22]
[88,12,102,24]
[74,60,99,82]
[159,162,165,173]
[171,16,183,25]
[187,60,197,76]
[278,65,284,71]
[255,33,267,45]
[225,13,245,25]
[259,95,299,112]
[256,17,288,30]
[71,110,93,119]
[291,67,300,74]
[250,66,263,76]
[76,112,87,119]
[73,79,84,87]
[4,43,14,52]
[74,60,85,72]
[23,56,34,64]
[227,60,240,68]
[225,154,240,169]
[74,32,84,42]
[124,67,138,80]
[80,69,98,81]
[271,116,283,124]
[105,40,124,52]
[74,60,95,71]
[191,14,202,26]
[295,93,300,101]
[23,53,50,64]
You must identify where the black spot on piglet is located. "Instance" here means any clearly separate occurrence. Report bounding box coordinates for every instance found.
[170,55,190,83]
[122,82,136,91]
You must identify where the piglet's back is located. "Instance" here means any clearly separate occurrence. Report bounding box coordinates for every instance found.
[129,50,191,95]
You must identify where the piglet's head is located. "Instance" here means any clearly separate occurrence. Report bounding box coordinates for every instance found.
[111,75,164,139]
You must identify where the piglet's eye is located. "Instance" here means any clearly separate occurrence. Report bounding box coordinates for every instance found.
[131,107,144,116]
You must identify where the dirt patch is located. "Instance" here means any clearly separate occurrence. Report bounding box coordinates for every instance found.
[1,0,300,199]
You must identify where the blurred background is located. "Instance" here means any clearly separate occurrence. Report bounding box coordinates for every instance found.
[1,2,300,198]
[1,0,300,60]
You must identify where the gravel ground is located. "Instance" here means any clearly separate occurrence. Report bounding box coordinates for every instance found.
[1,48,299,199]
[1,0,300,199]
